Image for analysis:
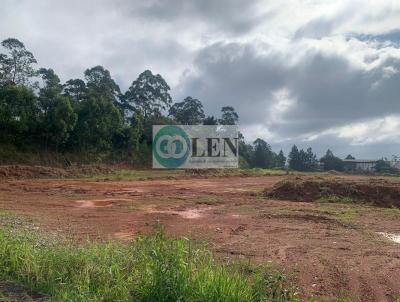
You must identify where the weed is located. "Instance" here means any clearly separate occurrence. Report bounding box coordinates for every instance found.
[318,195,358,204]
[333,209,358,224]
[0,227,298,302]
[194,196,222,205]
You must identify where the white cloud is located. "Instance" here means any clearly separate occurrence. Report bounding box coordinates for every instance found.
[1,0,400,157]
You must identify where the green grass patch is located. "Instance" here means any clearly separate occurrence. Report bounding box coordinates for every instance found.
[318,195,359,205]
[0,226,298,302]
[194,196,222,205]
[332,209,358,224]
[382,207,400,216]
[93,168,291,182]
[93,169,184,181]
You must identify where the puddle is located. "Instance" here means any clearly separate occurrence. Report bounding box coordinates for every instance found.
[377,232,400,244]
[74,199,131,208]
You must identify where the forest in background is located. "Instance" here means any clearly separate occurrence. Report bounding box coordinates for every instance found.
[1,37,381,172]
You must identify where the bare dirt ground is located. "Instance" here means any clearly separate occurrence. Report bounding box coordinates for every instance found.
[0,174,399,301]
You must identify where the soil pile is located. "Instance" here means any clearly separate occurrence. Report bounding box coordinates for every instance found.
[0,165,113,179]
[265,178,400,208]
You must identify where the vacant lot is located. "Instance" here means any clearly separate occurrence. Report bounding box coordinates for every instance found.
[0,171,399,301]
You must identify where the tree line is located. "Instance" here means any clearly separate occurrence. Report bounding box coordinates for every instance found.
[2,38,387,172]
[0,38,288,167]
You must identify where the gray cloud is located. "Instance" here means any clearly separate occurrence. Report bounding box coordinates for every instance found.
[176,42,287,123]
[1,0,400,158]
[352,30,400,46]
[293,16,345,40]
[178,41,400,143]
[126,0,268,35]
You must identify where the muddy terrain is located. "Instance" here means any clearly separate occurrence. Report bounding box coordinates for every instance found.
[0,174,399,301]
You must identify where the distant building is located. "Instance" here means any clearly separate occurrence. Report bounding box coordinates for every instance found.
[390,161,400,170]
[343,159,377,172]
[343,159,400,173]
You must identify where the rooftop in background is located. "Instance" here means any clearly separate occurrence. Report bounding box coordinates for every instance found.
[343,159,378,163]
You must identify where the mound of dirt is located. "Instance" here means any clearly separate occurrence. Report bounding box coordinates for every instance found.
[0,165,113,179]
[265,178,400,208]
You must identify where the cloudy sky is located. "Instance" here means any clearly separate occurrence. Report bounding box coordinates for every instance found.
[2,0,400,158]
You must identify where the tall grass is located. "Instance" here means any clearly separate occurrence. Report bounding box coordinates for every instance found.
[0,227,298,302]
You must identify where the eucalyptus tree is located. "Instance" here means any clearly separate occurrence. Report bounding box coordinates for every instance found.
[169,96,205,124]
[0,38,37,86]
[124,70,172,118]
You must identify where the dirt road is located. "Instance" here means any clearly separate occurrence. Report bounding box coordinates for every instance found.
[0,175,399,301]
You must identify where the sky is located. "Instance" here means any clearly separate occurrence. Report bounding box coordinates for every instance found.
[1,0,400,159]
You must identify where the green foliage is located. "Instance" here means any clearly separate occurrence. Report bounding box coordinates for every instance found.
[37,68,77,149]
[252,138,275,168]
[374,159,398,174]
[0,37,346,171]
[238,133,253,168]
[62,78,87,102]
[169,96,205,124]
[0,85,38,145]
[276,150,286,168]
[320,149,344,171]
[203,115,218,125]
[288,145,300,170]
[288,145,318,171]
[42,96,77,148]
[219,106,239,125]
[71,96,123,152]
[0,228,298,302]
[125,70,172,118]
[84,65,121,102]
[0,38,37,86]
[37,68,63,102]
[238,136,287,169]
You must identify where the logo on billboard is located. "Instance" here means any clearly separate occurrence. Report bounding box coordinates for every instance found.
[152,125,238,169]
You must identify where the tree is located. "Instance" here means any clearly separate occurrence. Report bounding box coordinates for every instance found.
[130,111,144,151]
[288,145,301,170]
[276,150,286,168]
[113,112,143,157]
[219,106,239,125]
[0,85,38,145]
[0,38,37,86]
[304,147,318,171]
[320,149,344,171]
[345,154,355,160]
[375,159,398,174]
[84,66,122,108]
[37,68,63,113]
[298,149,308,171]
[63,79,87,102]
[114,111,145,153]
[42,96,77,149]
[203,115,218,125]
[252,138,274,168]
[124,70,172,118]
[71,96,123,152]
[238,132,252,168]
[169,96,205,124]
[37,68,77,149]
[288,145,318,171]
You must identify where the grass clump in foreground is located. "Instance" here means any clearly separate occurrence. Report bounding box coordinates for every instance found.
[0,227,298,302]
